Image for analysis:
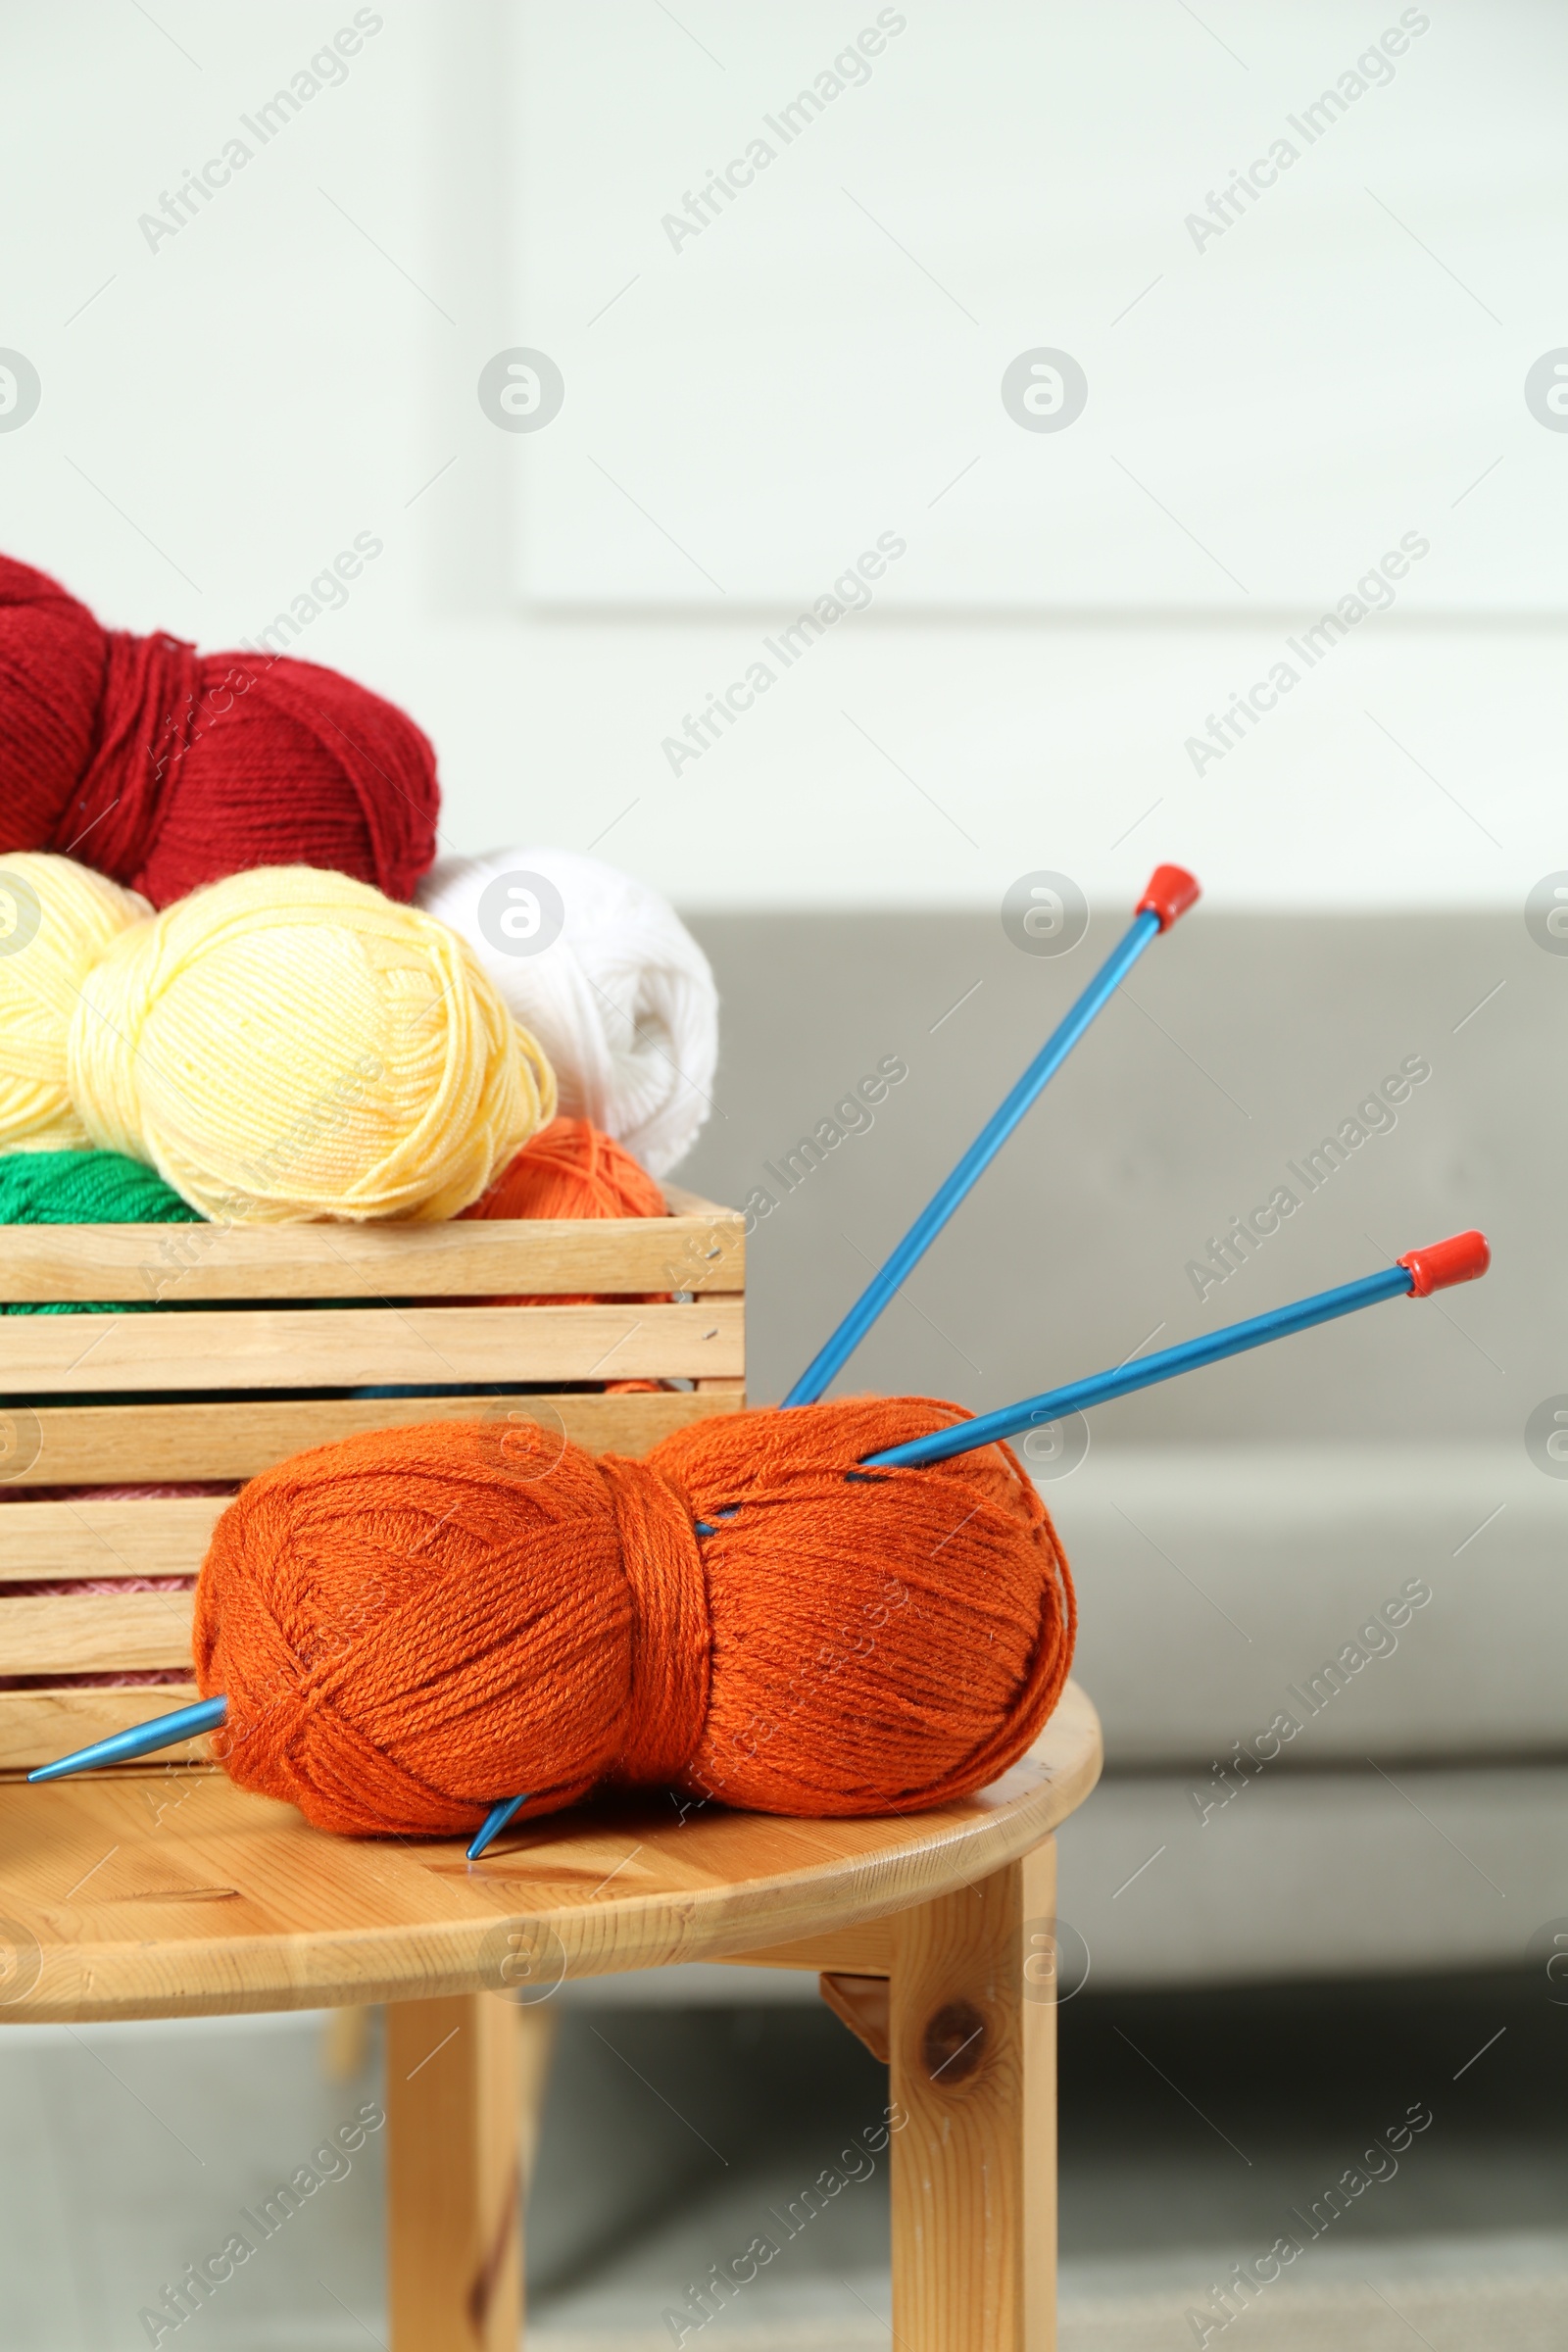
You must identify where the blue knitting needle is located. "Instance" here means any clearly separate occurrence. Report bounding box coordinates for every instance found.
[477,874,1203,1839]
[782,864,1200,1407]
[410,869,1200,1839]
[27,1694,227,1781]
[27,1231,1488,1801]
[859,1231,1492,1470]
[466,1791,530,1862]
[479,1242,1494,1843]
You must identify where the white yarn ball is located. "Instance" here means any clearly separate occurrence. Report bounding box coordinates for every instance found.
[416,847,717,1178]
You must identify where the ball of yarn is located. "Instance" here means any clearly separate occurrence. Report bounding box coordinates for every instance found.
[0,1147,196,1226]
[0,551,439,908]
[0,1148,200,1312]
[463,1117,666,1223]
[74,864,556,1222]
[0,855,149,1151]
[192,1397,1076,1838]
[0,858,556,1221]
[457,1117,667,1307]
[417,848,717,1177]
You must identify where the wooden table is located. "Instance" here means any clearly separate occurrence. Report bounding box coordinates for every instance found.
[0,1683,1102,2352]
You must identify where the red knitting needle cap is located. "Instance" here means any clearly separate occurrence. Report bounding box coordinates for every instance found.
[1136,864,1200,930]
[1397,1230,1491,1297]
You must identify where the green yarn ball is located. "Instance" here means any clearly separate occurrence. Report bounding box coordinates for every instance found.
[0,1151,201,1315]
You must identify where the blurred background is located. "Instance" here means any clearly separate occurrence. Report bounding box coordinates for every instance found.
[1,2,1565,2346]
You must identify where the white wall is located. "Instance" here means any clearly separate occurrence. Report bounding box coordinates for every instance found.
[1,1,1560,907]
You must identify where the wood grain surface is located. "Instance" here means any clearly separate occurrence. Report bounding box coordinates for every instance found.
[0,1298,743,1392]
[0,1387,742,1488]
[0,1686,202,1775]
[0,1684,1101,2023]
[0,1495,226,1581]
[389,1991,522,2352]
[0,1589,194,1675]
[0,1198,743,1301]
[890,1841,1058,2350]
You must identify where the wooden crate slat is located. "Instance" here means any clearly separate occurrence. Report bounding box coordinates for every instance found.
[0,1388,742,1488]
[0,1496,224,1582]
[0,1685,203,1775]
[0,1590,195,1675]
[0,1203,743,1301]
[0,1194,748,1768]
[0,1298,743,1393]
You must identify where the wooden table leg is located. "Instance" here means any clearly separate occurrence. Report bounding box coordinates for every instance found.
[387,1991,522,2352]
[320,2002,372,2082]
[516,2001,558,2198]
[889,1837,1057,2352]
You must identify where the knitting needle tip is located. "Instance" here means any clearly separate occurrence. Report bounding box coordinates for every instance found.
[27,1693,229,1782]
[467,1790,530,1862]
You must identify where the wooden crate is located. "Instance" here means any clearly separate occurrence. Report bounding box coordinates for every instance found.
[0,1185,743,1771]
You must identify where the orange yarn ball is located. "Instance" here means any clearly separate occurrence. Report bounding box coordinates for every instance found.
[456,1114,666,1309]
[192,1399,1075,1838]
[462,1115,665,1222]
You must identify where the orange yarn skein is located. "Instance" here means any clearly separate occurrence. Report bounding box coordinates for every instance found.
[192,1397,1075,1839]
[456,1114,666,1311]
[463,1115,665,1222]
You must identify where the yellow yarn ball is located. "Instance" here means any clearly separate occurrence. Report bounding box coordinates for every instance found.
[61,864,556,1222]
[0,854,150,1152]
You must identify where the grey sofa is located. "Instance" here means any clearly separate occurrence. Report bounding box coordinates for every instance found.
[625,904,1568,1993]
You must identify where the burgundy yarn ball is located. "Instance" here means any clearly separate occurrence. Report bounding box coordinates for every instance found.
[0,551,439,907]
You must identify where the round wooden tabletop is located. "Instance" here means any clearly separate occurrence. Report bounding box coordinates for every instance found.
[0,1685,1102,2024]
